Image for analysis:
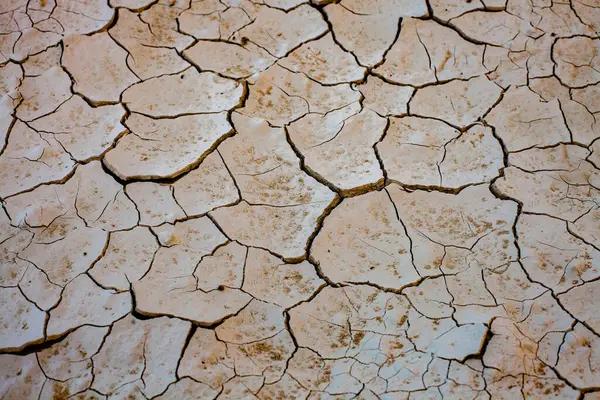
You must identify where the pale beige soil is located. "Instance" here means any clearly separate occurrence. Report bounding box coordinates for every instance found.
[1,0,600,398]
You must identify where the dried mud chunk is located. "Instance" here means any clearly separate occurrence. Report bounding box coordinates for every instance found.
[195,242,246,291]
[211,200,336,260]
[126,182,185,225]
[139,0,192,42]
[387,183,518,271]
[242,247,324,307]
[511,292,573,343]
[509,0,594,37]
[0,63,21,148]
[378,116,458,186]
[18,217,107,286]
[388,183,514,251]
[0,31,20,63]
[6,160,138,232]
[554,37,600,88]
[0,229,33,289]
[519,214,599,293]
[264,0,306,9]
[30,96,127,162]
[408,278,454,320]
[219,376,264,398]
[224,329,295,384]
[286,348,364,395]
[559,97,600,146]
[22,46,62,76]
[257,374,310,400]
[590,139,600,169]
[72,161,139,231]
[110,0,156,9]
[212,116,336,259]
[483,318,541,375]
[279,33,366,84]
[92,314,191,397]
[572,83,600,120]
[509,144,590,172]
[10,29,63,64]
[450,10,541,49]
[522,374,580,399]
[6,0,114,62]
[52,0,115,35]
[573,0,600,34]
[0,354,46,399]
[375,19,487,85]
[63,33,139,103]
[571,207,600,249]
[184,41,276,79]
[485,372,525,399]
[104,112,232,180]
[104,381,147,399]
[524,35,558,80]
[410,76,502,127]
[15,66,72,122]
[311,190,417,288]
[5,165,137,284]
[339,0,428,16]
[178,328,235,389]
[379,118,502,187]
[89,227,159,292]
[0,62,22,98]
[426,323,488,361]
[429,0,483,21]
[133,218,252,324]
[445,360,486,399]
[156,378,219,399]
[530,76,600,145]
[485,46,528,88]
[407,309,457,351]
[37,325,108,397]
[122,69,243,117]
[110,9,190,79]
[4,181,109,285]
[47,274,131,338]
[241,64,360,126]
[560,280,600,332]
[486,86,571,151]
[439,124,503,187]
[172,151,239,217]
[0,206,20,243]
[325,5,399,67]
[357,75,413,116]
[215,301,294,382]
[493,164,600,221]
[0,121,75,198]
[0,287,45,352]
[225,113,336,205]
[178,0,257,40]
[556,324,600,389]
[231,5,328,58]
[316,338,429,392]
[289,285,411,358]
[289,109,386,193]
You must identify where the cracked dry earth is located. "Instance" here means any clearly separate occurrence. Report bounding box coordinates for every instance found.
[2,0,600,400]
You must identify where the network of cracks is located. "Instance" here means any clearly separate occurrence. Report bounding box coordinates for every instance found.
[1,0,600,398]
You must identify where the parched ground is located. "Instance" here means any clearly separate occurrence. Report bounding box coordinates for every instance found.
[1,0,600,398]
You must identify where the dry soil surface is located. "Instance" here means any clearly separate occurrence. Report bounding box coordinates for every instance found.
[1,0,600,398]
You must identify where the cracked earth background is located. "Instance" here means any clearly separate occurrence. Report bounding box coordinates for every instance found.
[1,0,600,398]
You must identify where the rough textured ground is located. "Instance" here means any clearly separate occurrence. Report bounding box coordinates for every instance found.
[1,0,600,399]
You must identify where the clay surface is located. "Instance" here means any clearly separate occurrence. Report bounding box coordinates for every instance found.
[1,1,599,399]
